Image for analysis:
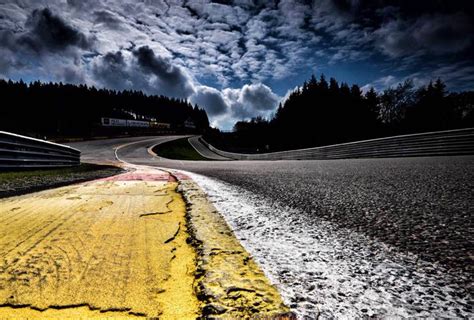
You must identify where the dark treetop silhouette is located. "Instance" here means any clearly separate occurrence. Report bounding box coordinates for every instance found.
[0,79,209,139]
[205,75,474,153]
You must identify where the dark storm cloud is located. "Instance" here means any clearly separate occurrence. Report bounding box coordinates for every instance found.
[0,6,92,80]
[92,46,195,99]
[310,1,474,58]
[375,12,473,58]
[134,46,175,77]
[133,46,195,98]
[103,50,125,65]
[92,51,130,89]
[190,86,228,116]
[18,8,92,52]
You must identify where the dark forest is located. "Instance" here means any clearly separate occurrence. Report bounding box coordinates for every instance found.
[205,75,474,153]
[0,79,209,139]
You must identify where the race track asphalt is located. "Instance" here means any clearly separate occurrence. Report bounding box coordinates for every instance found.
[187,136,230,160]
[71,136,473,273]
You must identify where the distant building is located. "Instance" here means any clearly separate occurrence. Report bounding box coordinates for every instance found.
[184,118,196,129]
[150,121,171,129]
[101,117,128,127]
[101,117,149,128]
[126,120,149,128]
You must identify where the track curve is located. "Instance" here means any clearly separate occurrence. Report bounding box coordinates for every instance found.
[68,136,474,318]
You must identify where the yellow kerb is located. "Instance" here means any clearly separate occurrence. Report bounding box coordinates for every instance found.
[0,179,199,319]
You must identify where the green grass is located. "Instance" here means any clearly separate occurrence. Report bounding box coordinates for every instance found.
[0,164,114,183]
[0,163,123,198]
[153,138,207,160]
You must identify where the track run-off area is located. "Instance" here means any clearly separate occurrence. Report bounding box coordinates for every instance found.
[0,135,471,318]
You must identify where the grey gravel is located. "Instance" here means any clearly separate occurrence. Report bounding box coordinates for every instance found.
[0,164,123,198]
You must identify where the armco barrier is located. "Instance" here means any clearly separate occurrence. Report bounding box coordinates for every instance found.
[0,131,80,169]
[199,128,474,160]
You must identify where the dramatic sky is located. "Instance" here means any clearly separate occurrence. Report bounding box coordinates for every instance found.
[1,1,473,129]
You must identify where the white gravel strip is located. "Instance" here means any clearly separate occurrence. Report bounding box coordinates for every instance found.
[179,170,473,319]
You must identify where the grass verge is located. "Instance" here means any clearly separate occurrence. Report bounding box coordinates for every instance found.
[153,138,207,160]
[0,163,123,198]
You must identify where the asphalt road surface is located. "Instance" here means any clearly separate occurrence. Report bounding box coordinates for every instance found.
[69,136,474,318]
[187,136,230,160]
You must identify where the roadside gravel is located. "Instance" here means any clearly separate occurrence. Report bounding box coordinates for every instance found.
[0,164,123,198]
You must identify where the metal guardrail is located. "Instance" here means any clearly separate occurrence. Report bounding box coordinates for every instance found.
[0,131,81,169]
[200,128,474,160]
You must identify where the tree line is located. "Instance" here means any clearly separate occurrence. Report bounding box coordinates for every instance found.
[0,79,209,138]
[205,75,474,153]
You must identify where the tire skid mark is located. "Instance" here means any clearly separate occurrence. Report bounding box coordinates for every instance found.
[1,197,85,249]
[0,197,58,239]
[0,200,33,225]
[0,201,78,262]
[0,195,76,240]
[52,245,73,289]
[76,200,123,283]
[0,198,97,297]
